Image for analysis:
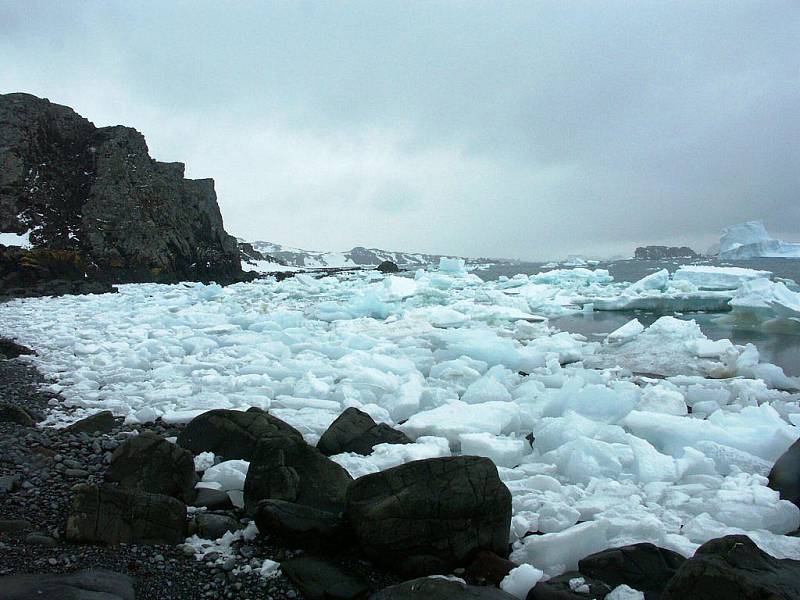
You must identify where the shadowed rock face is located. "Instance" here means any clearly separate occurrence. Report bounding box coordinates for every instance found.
[346,456,512,577]
[0,92,244,284]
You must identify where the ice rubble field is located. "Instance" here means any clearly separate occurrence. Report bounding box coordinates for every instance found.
[3,261,800,578]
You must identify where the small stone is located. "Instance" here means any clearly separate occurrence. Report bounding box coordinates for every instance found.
[47,558,58,566]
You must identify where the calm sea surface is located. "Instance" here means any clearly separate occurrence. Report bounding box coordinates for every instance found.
[476,258,800,376]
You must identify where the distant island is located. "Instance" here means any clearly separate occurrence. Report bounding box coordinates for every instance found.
[634,246,698,260]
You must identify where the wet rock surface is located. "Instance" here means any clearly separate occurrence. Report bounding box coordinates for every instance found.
[66,483,188,545]
[243,434,353,515]
[662,535,800,600]
[0,567,135,600]
[105,431,198,503]
[369,577,518,599]
[346,456,512,576]
[578,543,685,599]
[177,408,303,461]
[317,407,411,457]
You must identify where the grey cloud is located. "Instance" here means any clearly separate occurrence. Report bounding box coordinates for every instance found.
[0,0,797,259]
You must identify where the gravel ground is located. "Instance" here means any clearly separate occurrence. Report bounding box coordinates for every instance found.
[0,345,399,599]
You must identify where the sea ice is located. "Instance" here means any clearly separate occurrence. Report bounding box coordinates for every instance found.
[500,564,544,599]
[673,265,772,290]
[1,262,798,580]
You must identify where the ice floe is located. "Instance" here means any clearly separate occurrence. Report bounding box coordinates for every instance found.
[1,263,800,580]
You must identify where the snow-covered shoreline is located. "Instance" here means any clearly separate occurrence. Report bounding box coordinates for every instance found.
[2,261,800,580]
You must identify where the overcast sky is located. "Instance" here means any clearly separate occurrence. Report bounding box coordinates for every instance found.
[1,1,798,260]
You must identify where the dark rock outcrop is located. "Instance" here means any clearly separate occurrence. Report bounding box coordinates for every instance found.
[255,499,349,549]
[662,535,800,600]
[194,487,234,510]
[346,456,512,576]
[194,512,241,540]
[66,483,186,545]
[370,577,517,600]
[376,260,400,273]
[64,410,117,434]
[105,431,198,503]
[281,556,371,600]
[0,568,135,600]
[634,246,698,260]
[578,543,685,599]
[317,407,411,456]
[243,434,353,515]
[0,92,244,287]
[527,571,612,600]
[769,438,800,508]
[0,338,34,358]
[465,550,517,586]
[177,408,303,461]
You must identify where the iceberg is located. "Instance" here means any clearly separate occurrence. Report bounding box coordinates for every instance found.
[718,220,800,259]
[672,265,772,290]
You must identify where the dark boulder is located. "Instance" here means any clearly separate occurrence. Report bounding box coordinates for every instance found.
[527,571,612,600]
[64,410,117,434]
[0,403,36,426]
[105,431,197,503]
[370,577,517,600]
[66,483,186,545]
[0,338,34,358]
[662,535,800,600]
[255,499,349,549]
[243,434,353,515]
[0,568,134,600]
[282,556,371,600]
[193,487,234,510]
[465,550,517,586]
[317,407,411,456]
[769,438,800,508]
[346,456,511,576]
[177,408,303,460]
[376,261,400,273]
[194,512,241,540]
[578,543,685,599]
[0,92,244,287]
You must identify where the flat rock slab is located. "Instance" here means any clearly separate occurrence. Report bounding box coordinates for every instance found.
[66,483,186,545]
[369,577,517,599]
[346,456,511,576]
[177,408,303,460]
[281,556,370,600]
[663,534,800,600]
[255,499,349,549]
[0,568,134,600]
[64,410,117,434]
[106,430,197,502]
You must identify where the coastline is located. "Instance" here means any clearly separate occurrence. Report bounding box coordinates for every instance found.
[0,341,398,599]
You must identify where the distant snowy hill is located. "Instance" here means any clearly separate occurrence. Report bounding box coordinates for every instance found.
[238,239,517,271]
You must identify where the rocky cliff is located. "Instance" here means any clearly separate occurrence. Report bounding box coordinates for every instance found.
[634,245,698,260]
[0,93,244,288]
